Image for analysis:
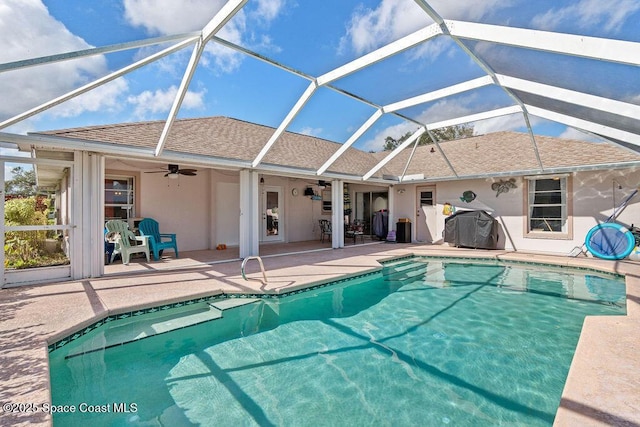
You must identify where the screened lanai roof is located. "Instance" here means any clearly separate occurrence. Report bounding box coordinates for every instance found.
[1,0,639,182]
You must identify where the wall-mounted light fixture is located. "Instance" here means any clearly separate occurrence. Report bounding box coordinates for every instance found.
[397,189,406,194]
[260,177,265,184]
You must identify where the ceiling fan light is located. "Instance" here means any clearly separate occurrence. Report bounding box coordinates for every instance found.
[167,173,179,179]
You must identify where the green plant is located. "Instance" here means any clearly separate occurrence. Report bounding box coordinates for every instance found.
[4,196,65,269]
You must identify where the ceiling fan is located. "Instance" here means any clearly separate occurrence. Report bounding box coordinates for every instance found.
[145,164,197,178]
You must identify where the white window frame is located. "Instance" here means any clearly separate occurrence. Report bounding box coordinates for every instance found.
[105,175,136,221]
[524,175,572,239]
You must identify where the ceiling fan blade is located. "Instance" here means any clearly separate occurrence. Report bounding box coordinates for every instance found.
[179,169,197,176]
[145,170,168,173]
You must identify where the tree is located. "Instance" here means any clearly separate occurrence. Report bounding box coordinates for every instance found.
[382,124,474,151]
[5,166,36,197]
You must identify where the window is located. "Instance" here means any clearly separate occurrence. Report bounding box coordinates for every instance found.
[419,190,434,207]
[526,176,571,237]
[105,176,135,221]
[322,189,332,213]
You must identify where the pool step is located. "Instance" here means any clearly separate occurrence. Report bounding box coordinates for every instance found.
[382,259,419,272]
[383,262,427,280]
[66,299,261,358]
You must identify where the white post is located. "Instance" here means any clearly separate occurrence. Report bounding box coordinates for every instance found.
[90,154,105,277]
[70,151,85,279]
[239,170,259,258]
[331,180,344,248]
[0,160,4,287]
[388,185,395,238]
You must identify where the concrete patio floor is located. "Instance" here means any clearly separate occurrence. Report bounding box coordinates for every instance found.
[1,242,638,426]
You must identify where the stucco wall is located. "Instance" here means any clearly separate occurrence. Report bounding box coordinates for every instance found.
[140,169,210,252]
[392,168,640,255]
[130,163,640,255]
[285,179,324,242]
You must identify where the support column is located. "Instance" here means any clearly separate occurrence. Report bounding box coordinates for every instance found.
[331,180,344,248]
[239,170,259,258]
[0,160,5,286]
[72,152,104,279]
[90,154,105,278]
[387,185,395,237]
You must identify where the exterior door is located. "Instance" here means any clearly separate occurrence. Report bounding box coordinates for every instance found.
[261,186,283,242]
[416,186,436,243]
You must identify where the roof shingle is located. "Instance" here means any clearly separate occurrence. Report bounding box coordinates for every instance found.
[34,118,640,179]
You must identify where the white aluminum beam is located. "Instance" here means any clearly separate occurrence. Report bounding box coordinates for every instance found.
[426,105,522,131]
[384,76,493,112]
[316,23,442,86]
[211,35,314,82]
[154,41,204,156]
[0,37,197,130]
[252,80,318,168]
[317,109,383,175]
[425,129,459,177]
[155,0,248,157]
[399,135,421,181]
[363,127,426,181]
[447,20,640,67]
[496,74,640,120]
[526,105,640,146]
[0,33,199,74]
[410,4,542,172]
[202,0,248,43]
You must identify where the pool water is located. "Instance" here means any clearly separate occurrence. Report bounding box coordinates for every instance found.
[49,258,626,426]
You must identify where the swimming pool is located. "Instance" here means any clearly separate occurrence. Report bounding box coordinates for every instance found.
[49,258,626,426]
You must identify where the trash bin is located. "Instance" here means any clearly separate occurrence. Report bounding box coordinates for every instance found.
[396,221,411,243]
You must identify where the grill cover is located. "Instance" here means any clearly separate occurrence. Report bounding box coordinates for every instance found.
[444,210,499,249]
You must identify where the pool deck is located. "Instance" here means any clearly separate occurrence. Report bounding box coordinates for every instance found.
[1,243,639,426]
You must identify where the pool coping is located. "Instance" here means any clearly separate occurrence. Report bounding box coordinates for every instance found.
[1,245,639,426]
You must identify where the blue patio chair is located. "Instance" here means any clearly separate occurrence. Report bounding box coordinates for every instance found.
[138,218,179,261]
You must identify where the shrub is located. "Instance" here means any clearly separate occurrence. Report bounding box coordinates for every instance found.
[4,197,62,268]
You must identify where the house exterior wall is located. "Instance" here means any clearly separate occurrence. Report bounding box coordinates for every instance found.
[393,168,640,255]
[211,170,240,248]
[140,169,210,252]
[286,180,323,242]
[115,160,640,256]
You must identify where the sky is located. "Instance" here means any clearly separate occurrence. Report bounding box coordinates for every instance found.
[0,0,639,153]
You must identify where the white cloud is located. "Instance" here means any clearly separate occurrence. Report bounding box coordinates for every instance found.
[47,79,130,118]
[359,93,530,151]
[531,0,640,33]
[339,0,513,57]
[253,0,285,22]
[471,114,529,135]
[359,121,420,153]
[558,127,602,142]
[127,85,206,119]
[340,0,429,56]
[0,0,126,124]
[123,0,229,34]
[298,126,323,137]
[123,0,285,73]
[627,93,640,104]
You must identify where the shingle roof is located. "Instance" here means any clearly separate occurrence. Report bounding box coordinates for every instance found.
[376,131,640,179]
[34,116,386,177]
[34,117,640,180]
